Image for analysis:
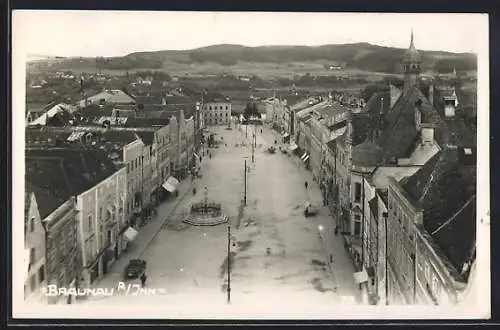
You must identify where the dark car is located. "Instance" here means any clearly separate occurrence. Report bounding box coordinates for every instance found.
[124,259,146,280]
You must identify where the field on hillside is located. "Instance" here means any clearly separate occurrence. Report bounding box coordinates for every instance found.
[32,60,404,82]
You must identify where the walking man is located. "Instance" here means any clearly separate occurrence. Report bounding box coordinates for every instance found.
[140,272,148,288]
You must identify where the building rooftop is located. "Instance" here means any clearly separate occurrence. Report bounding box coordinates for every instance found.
[376,86,423,160]
[134,131,155,146]
[122,117,170,128]
[26,147,121,201]
[401,147,476,275]
[25,181,69,220]
[402,32,422,63]
[352,139,384,166]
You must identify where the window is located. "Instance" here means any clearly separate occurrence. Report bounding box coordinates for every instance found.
[127,163,130,173]
[88,215,93,231]
[30,217,35,232]
[354,183,361,202]
[354,220,361,236]
[29,248,35,265]
[38,265,45,283]
[30,274,37,292]
[226,106,229,110]
[99,207,103,220]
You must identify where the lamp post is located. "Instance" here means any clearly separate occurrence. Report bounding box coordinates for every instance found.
[243,158,248,206]
[251,130,255,163]
[227,224,232,304]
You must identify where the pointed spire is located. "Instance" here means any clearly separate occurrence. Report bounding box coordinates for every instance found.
[410,28,415,49]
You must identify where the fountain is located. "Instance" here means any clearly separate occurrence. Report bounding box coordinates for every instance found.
[184,186,229,226]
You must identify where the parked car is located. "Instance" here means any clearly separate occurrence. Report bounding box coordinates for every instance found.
[124,259,147,280]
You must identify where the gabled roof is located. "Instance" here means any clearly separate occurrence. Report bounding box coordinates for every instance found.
[135,131,155,146]
[401,147,476,273]
[376,86,422,159]
[352,139,384,166]
[25,181,68,220]
[26,147,120,200]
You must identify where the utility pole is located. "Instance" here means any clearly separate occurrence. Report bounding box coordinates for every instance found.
[244,159,247,206]
[227,224,231,304]
[252,131,255,163]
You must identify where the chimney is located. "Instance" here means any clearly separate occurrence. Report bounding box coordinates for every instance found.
[421,124,434,145]
[444,98,456,118]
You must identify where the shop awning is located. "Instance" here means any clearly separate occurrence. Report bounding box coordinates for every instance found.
[162,176,180,192]
[124,227,139,241]
[303,155,310,162]
[300,152,308,160]
[354,269,368,284]
[288,144,298,151]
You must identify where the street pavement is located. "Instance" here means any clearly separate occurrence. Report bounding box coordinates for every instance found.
[82,123,361,309]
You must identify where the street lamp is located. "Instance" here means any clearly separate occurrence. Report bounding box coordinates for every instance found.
[227,224,232,304]
[243,158,248,206]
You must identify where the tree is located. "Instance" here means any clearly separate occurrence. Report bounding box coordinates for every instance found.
[243,102,252,120]
[361,83,389,102]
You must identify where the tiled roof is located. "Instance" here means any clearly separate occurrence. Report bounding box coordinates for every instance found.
[401,147,476,273]
[123,117,170,128]
[351,113,373,146]
[136,95,163,105]
[135,131,155,146]
[376,86,421,159]
[25,181,68,220]
[431,196,476,279]
[314,101,351,119]
[26,147,120,201]
[352,140,384,166]
[203,92,227,103]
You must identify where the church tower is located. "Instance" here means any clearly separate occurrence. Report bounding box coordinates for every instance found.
[402,30,422,96]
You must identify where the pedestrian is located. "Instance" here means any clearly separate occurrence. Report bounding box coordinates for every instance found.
[140,272,147,288]
[330,254,333,264]
[305,181,308,189]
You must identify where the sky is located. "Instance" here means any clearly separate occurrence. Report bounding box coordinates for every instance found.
[12,11,487,58]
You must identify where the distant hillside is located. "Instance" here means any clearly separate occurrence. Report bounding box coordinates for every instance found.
[30,43,477,75]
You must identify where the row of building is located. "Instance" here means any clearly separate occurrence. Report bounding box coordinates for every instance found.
[24,76,240,303]
[24,99,208,303]
[265,33,477,305]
